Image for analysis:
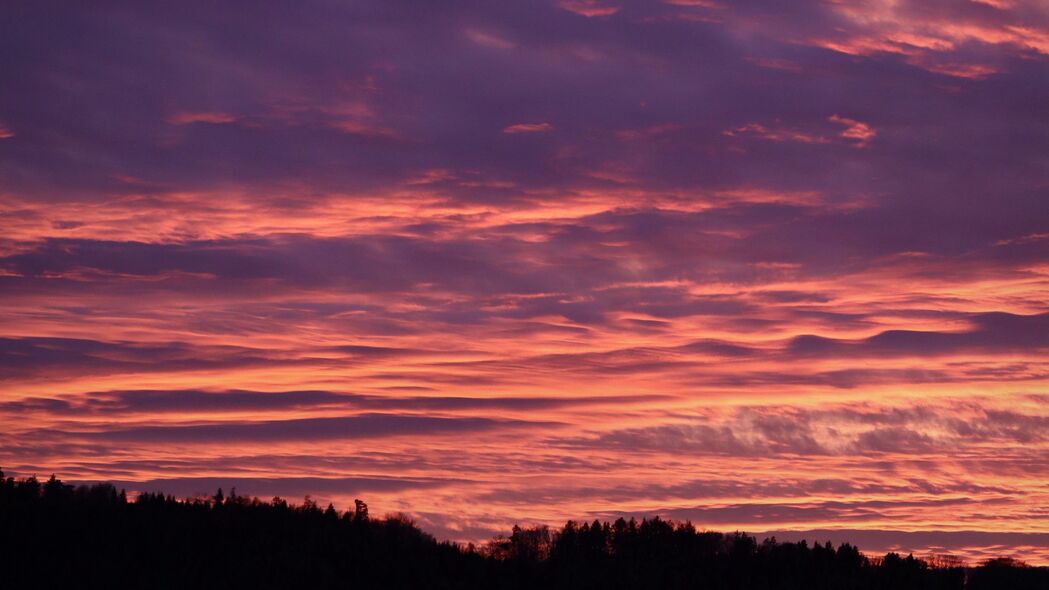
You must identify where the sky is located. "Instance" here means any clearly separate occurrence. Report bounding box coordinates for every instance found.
[1,0,1048,565]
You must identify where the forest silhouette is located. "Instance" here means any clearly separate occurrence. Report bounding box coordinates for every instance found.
[2,470,1044,589]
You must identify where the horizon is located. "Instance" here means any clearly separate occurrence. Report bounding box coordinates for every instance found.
[4,470,1043,569]
[2,0,1047,567]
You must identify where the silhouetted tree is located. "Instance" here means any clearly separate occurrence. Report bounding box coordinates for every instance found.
[354,498,368,523]
[2,471,1045,589]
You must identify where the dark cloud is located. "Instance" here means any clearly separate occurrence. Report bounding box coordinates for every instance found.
[556,422,757,456]
[99,475,460,501]
[852,427,938,454]
[947,410,1049,445]
[478,477,1014,506]
[656,497,1011,526]
[0,388,666,415]
[0,336,291,378]
[553,402,1049,457]
[62,413,558,443]
[788,312,1049,358]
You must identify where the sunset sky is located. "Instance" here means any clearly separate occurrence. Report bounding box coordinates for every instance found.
[2,0,1048,565]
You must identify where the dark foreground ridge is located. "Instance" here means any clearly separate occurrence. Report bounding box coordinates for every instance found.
[2,471,1045,589]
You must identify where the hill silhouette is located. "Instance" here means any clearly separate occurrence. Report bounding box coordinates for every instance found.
[2,470,1044,589]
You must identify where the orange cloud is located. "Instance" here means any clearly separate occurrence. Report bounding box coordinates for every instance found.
[558,1,621,17]
[503,122,554,134]
[829,115,876,147]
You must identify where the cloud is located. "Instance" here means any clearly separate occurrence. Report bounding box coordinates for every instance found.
[63,413,557,443]
[99,475,460,500]
[0,336,290,379]
[558,1,620,18]
[828,115,876,147]
[553,400,1049,457]
[656,497,1004,526]
[165,111,238,125]
[852,427,937,454]
[787,312,1049,358]
[723,122,829,144]
[502,122,554,134]
[464,28,517,50]
[0,388,667,416]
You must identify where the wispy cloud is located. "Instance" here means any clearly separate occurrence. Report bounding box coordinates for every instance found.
[503,122,554,134]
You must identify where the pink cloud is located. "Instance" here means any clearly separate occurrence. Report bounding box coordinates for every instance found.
[166,111,238,125]
[722,122,828,144]
[502,122,554,134]
[829,115,876,147]
[329,120,404,140]
[558,1,620,17]
[464,28,516,50]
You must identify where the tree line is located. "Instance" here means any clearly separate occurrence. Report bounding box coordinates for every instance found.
[1,470,1044,589]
